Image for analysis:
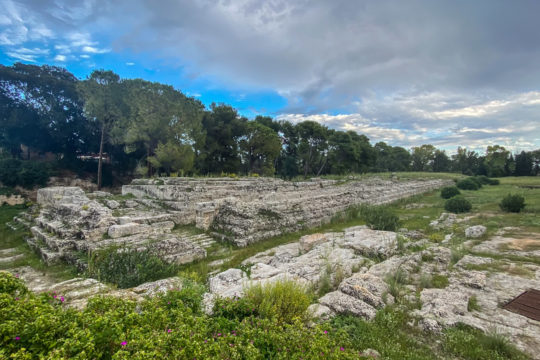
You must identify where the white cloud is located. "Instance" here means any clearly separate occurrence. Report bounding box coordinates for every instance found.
[54,54,66,61]
[80,54,90,58]
[6,47,49,62]
[67,32,95,47]
[126,62,135,66]
[82,45,110,54]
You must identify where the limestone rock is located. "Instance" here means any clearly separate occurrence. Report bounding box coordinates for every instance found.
[341,226,397,258]
[108,223,151,238]
[308,303,335,320]
[319,291,377,320]
[131,277,184,296]
[299,233,328,252]
[429,212,458,229]
[106,200,120,209]
[338,273,394,308]
[208,268,246,298]
[465,225,487,238]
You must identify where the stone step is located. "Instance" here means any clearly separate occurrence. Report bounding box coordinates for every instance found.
[0,253,25,264]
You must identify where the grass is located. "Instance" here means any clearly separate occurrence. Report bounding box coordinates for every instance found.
[331,307,527,360]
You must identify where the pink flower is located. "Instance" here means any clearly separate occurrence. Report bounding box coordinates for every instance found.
[340,347,345,351]
[121,341,127,346]
[60,297,65,302]
[14,336,20,341]
[15,274,19,278]
[323,330,328,334]
[167,329,172,333]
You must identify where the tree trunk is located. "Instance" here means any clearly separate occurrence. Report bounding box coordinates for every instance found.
[316,156,327,176]
[97,125,105,190]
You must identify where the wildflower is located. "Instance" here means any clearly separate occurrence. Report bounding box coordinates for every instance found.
[340,347,345,351]
[14,336,20,341]
[167,329,172,333]
[323,330,328,334]
[121,341,127,346]
[15,274,19,278]
[60,296,65,302]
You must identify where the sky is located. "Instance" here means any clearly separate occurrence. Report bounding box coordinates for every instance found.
[1,0,539,153]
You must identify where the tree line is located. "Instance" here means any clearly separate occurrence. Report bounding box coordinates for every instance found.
[1,63,539,188]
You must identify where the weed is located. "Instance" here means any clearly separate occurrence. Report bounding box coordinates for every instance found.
[468,295,481,312]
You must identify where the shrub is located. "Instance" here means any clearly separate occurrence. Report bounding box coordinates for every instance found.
[488,178,500,185]
[0,159,50,188]
[474,176,491,185]
[0,272,27,296]
[469,177,483,188]
[87,246,178,288]
[244,280,312,323]
[362,205,400,231]
[441,186,461,199]
[444,196,472,213]
[456,178,479,190]
[499,194,525,213]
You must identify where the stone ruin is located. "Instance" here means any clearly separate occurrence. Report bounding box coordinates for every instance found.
[122,177,452,246]
[12,176,452,268]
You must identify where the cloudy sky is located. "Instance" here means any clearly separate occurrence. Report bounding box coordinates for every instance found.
[1,0,539,153]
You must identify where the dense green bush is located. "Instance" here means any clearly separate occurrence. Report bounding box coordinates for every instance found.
[488,178,500,185]
[440,186,461,199]
[244,280,312,323]
[499,194,526,213]
[469,177,483,188]
[456,178,480,190]
[87,246,178,288]
[0,272,359,359]
[0,159,50,188]
[444,196,472,213]
[362,205,400,231]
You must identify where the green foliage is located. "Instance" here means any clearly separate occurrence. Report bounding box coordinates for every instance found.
[444,196,472,213]
[87,246,177,288]
[431,274,449,288]
[457,177,480,190]
[469,176,483,188]
[0,272,27,296]
[489,178,500,185]
[499,194,526,213]
[0,272,360,359]
[440,186,461,199]
[468,295,481,312]
[244,280,312,323]
[0,159,50,188]
[385,268,408,299]
[148,140,195,176]
[443,323,527,360]
[360,204,400,231]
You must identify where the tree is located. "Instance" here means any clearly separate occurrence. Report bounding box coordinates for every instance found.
[451,147,480,175]
[483,145,511,177]
[296,121,329,177]
[78,70,126,189]
[148,140,194,176]
[123,79,204,176]
[0,63,88,159]
[432,149,451,172]
[240,122,281,175]
[411,144,436,172]
[196,104,246,174]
